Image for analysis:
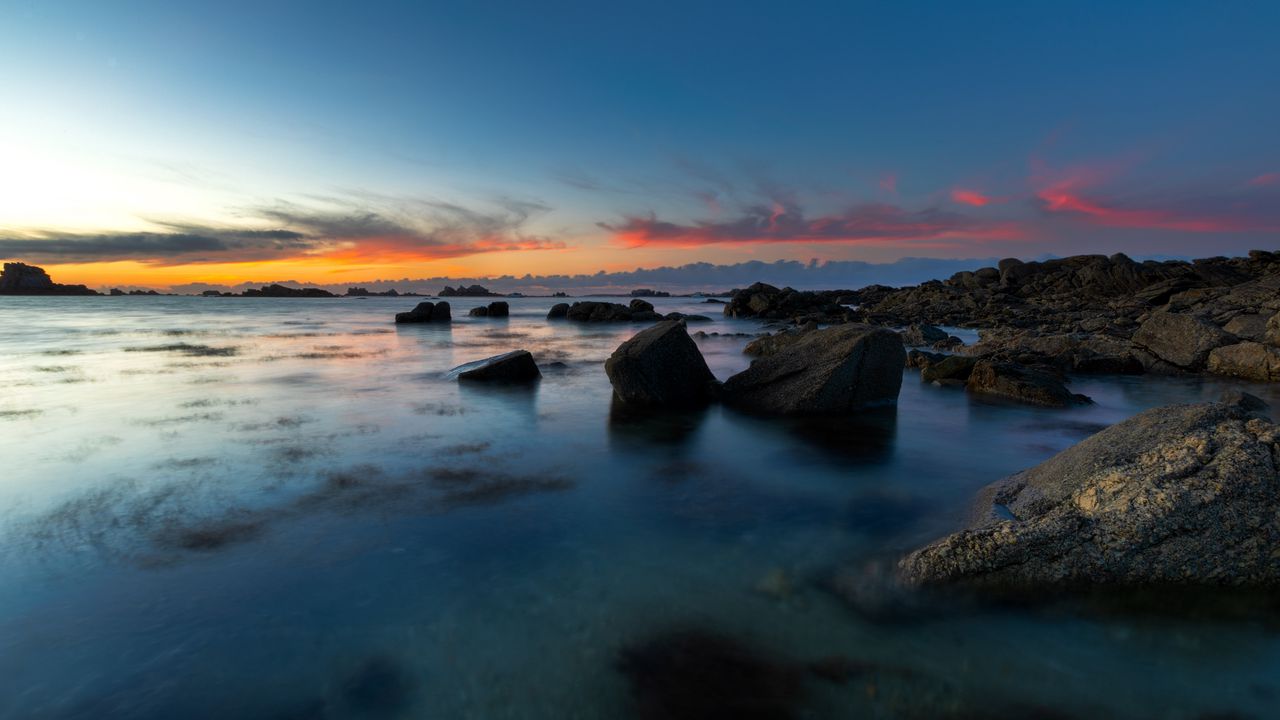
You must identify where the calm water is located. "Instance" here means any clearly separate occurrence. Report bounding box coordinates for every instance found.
[1,296,1278,719]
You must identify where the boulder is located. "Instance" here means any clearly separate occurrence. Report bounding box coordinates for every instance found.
[1223,313,1269,342]
[965,360,1090,407]
[1206,342,1280,382]
[1266,311,1280,347]
[628,298,654,313]
[905,349,945,370]
[468,306,489,317]
[469,301,509,318]
[921,355,977,384]
[565,301,633,322]
[899,393,1280,592]
[547,303,570,319]
[1131,311,1234,371]
[448,350,541,382]
[604,320,718,407]
[721,324,905,415]
[395,301,452,324]
[900,324,949,347]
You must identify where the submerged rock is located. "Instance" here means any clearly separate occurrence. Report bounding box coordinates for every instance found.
[899,392,1280,593]
[394,301,452,324]
[605,320,718,407]
[447,350,541,382]
[617,630,804,720]
[722,324,905,416]
[965,360,1091,407]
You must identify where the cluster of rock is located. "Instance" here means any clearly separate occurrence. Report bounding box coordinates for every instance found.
[604,320,906,416]
[722,282,857,323]
[394,301,452,324]
[345,287,402,297]
[109,288,161,296]
[0,262,97,295]
[547,299,709,324]
[439,284,501,297]
[468,301,510,318]
[243,284,336,298]
[629,288,670,297]
[898,391,1280,594]
[856,251,1280,384]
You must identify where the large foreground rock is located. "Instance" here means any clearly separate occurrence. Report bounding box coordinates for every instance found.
[394,301,451,323]
[722,324,905,415]
[899,393,1280,592]
[605,320,717,408]
[448,350,540,382]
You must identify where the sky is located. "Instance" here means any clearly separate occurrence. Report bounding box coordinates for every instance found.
[1,0,1278,292]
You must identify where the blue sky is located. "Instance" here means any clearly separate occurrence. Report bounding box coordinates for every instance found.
[0,0,1277,289]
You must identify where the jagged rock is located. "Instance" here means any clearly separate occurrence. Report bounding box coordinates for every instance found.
[1206,342,1280,382]
[243,284,335,297]
[899,393,1280,592]
[966,360,1090,407]
[448,350,540,382]
[900,324,948,347]
[604,321,718,407]
[1131,311,1234,371]
[0,262,97,295]
[722,325,905,416]
[394,301,452,323]
[439,284,500,297]
[557,301,663,322]
[547,303,570,319]
[723,282,854,322]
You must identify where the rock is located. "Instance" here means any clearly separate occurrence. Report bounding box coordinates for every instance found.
[965,360,1090,407]
[0,262,98,295]
[394,301,452,323]
[663,312,711,322]
[547,303,570,319]
[469,301,509,318]
[439,284,500,297]
[604,321,718,408]
[1130,311,1234,371]
[899,393,1280,592]
[629,298,655,313]
[723,282,854,322]
[566,301,633,322]
[722,324,905,415]
[243,284,336,297]
[921,355,977,384]
[1267,311,1280,347]
[900,324,949,347]
[1223,313,1269,342]
[905,349,945,369]
[1206,342,1280,382]
[743,329,812,357]
[448,350,541,382]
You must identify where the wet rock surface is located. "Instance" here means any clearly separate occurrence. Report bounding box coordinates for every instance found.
[899,392,1280,593]
[605,321,718,408]
[722,324,905,416]
[447,350,541,382]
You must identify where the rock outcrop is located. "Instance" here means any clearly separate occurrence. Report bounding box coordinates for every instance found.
[394,301,452,324]
[604,321,718,408]
[439,284,501,297]
[0,262,98,295]
[899,392,1280,593]
[723,283,855,323]
[722,325,905,415]
[558,301,662,322]
[1131,311,1235,372]
[243,284,336,297]
[447,350,541,382]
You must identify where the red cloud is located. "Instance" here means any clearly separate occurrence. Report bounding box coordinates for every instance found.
[601,203,1022,249]
[1249,173,1279,187]
[951,189,992,207]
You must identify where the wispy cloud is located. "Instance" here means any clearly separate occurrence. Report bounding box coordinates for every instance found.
[600,201,1021,249]
[0,195,563,264]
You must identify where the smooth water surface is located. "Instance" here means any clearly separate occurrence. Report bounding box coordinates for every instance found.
[1,296,1278,719]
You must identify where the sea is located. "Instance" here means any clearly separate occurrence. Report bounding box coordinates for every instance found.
[0,295,1277,719]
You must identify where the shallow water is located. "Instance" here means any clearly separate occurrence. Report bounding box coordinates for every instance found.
[1,296,1278,719]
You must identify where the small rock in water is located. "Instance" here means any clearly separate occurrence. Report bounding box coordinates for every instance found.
[447,350,541,383]
[394,301,451,324]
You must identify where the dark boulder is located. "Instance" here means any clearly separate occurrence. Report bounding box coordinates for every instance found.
[899,393,1280,593]
[395,301,452,324]
[604,321,718,408]
[629,298,655,313]
[900,324,949,347]
[722,324,905,416]
[965,360,1090,407]
[547,303,570,319]
[469,306,489,317]
[921,355,977,384]
[448,350,541,382]
[468,301,510,318]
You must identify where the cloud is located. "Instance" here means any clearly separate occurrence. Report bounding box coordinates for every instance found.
[0,195,563,265]
[951,189,994,207]
[1030,157,1279,233]
[599,201,1022,249]
[1249,172,1279,187]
